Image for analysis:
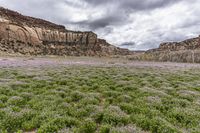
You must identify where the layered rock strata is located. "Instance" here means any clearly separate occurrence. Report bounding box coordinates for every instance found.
[131,36,200,63]
[0,7,131,56]
[147,36,200,53]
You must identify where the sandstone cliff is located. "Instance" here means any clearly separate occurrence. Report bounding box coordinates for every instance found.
[147,36,200,53]
[129,36,200,63]
[0,7,131,56]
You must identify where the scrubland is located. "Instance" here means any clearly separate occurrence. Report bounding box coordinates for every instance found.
[0,57,200,133]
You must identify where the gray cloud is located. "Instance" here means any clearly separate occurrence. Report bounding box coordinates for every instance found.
[119,0,183,11]
[83,0,183,11]
[0,0,199,50]
[79,0,184,30]
[121,42,136,46]
[74,13,129,30]
[120,41,136,50]
[83,0,109,5]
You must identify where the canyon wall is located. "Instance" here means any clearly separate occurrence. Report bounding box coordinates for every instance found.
[129,36,200,63]
[0,7,131,56]
[147,36,200,53]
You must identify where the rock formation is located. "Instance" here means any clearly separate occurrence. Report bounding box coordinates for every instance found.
[0,7,131,56]
[147,36,200,53]
[129,36,200,63]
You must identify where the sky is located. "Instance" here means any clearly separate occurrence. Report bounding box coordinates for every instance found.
[0,0,200,50]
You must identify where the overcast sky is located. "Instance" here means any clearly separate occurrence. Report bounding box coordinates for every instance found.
[0,0,200,50]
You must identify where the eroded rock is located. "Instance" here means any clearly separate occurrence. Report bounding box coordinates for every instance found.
[0,7,131,56]
[133,35,200,63]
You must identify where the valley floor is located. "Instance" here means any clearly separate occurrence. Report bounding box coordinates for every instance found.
[0,56,200,133]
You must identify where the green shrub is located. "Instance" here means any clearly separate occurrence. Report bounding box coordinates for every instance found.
[79,96,99,105]
[99,124,111,133]
[131,114,180,133]
[117,95,132,103]
[38,117,79,133]
[79,119,97,133]
[110,125,137,133]
[71,91,85,102]
[0,95,8,103]
[1,108,35,132]
[102,106,130,125]
[7,96,25,106]
[0,100,4,108]
[131,114,151,130]
[20,92,33,101]
[167,108,200,128]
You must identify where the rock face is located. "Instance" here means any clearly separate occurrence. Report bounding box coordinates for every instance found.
[147,36,200,53]
[129,36,200,63]
[0,7,131,56]
[131,36,200,63]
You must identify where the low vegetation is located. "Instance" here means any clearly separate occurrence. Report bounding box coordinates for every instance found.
[0,65,200,133]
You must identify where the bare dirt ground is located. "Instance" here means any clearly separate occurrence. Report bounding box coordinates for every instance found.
[0,56,200,70]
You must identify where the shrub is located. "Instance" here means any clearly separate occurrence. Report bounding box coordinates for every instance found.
[102,106,130,125]
[117,95,132,103]
[7,96,24,106]
[20,92,34,101]
[0,95,8,103]
[37,116,79,133]
[1,108,35,132]
[99,124,111,133]
[0,100,4,108]
[22,120,37,131]
[131,114,180,133]
[167,108,200,128]
[79,119,97,133]
[110,125,137,133]
[71,91,85,102]
[79,96,99,105]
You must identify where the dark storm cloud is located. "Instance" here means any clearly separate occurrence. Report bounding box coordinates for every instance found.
[119,0,183,11]
[76,0,184,30]
[120,41,136,46]
[74,13,129,30]
[120,41,137,49]
[0,0,199,50]
[83,0,183,11]
[83,0,109,5]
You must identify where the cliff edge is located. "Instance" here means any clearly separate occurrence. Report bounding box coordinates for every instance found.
[0,7,131,56]
[129,36,200,63]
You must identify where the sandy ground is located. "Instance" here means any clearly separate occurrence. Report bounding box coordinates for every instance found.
[0,56,200,70]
